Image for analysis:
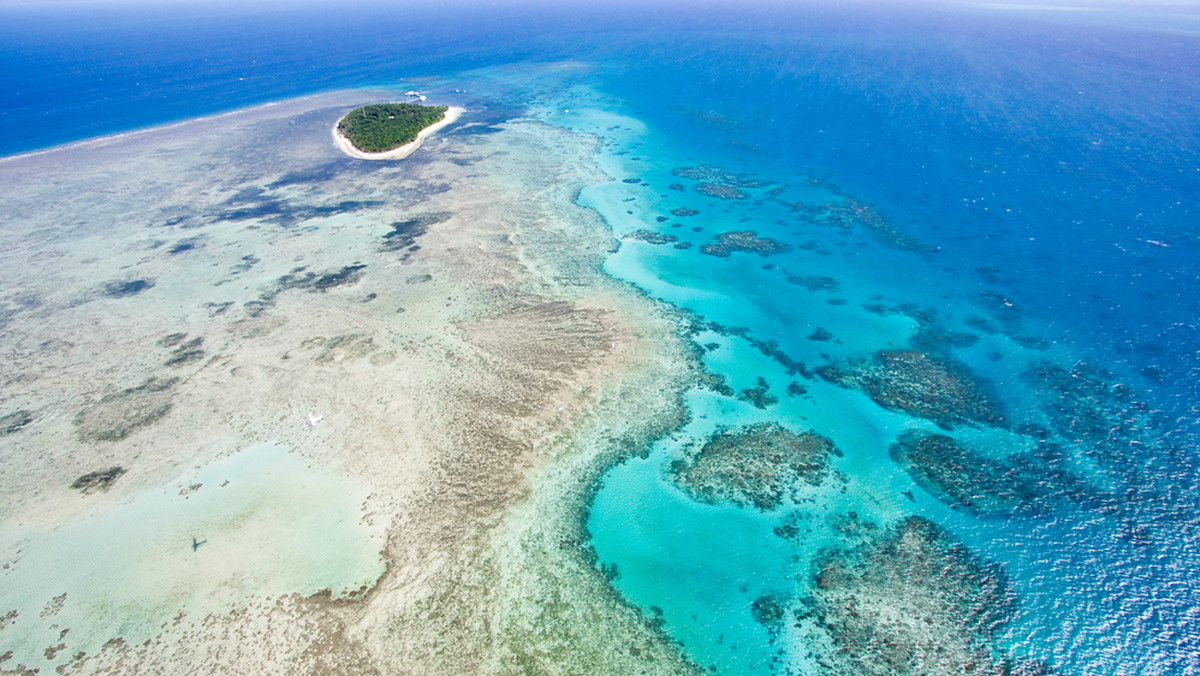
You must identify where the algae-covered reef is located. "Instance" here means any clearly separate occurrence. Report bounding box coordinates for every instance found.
[337,103,448,153]
[669,422,839,510]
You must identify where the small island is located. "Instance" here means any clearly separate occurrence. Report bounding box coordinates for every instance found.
[333,102,463,160]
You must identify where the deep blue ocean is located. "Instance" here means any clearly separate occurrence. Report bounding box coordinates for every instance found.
[4,1,1200,673]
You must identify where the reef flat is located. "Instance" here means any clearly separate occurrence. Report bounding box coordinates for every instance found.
[0,76,697,674]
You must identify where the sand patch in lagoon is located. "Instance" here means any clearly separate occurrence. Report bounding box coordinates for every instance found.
[0,442,385,669]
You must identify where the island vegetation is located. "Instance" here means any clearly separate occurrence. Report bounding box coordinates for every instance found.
[337,103,448,153]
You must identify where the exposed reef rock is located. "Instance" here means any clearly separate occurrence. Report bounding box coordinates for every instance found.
[74,377,177,443]
[700,231,791,258]
[810,516,1038,675]
[669,422,837,510]
[818,350,1006,429]
[889,431,1063,518]
[70,466,127,494]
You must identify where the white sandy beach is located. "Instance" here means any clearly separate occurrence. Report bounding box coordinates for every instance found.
[332,105,464,160]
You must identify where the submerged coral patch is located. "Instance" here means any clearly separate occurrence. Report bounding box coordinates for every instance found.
[786,275,840,292]
[810,516,1028,675]
[1,410,34,435]
[797,198,938,254]
[671,165,768,189]
[624,230,679,245]
[74,377,177,443]
[274,264,367,294]
[70,466,127,494]
[889,431,1060,518]
[102,279,154,298]
[700,231,791,258]
[738,376,778,409]
[819,350,1006,429]
[163,336,205,367]
[696,183,746,200]
[380,212,451,252]
[669,422,837,510]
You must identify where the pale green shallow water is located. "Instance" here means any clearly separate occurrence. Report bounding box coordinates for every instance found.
[0,442,384,666]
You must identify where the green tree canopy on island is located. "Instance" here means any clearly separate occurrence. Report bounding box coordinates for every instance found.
[338,103,449,153]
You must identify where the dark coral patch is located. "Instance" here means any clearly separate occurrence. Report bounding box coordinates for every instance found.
[738,376,778,409]
[625,230,679,245]
[671,165,767,189]
[274,264,367,294]
[796,198,938,254]
[700,231,791,258]
[696,183,746,200]
[1,410,34,435]
[381,212,451,252]
[74,377,177,443]
[102,279,154,298]
[809,516,1024,675]
[818,350,1006,429]
[669,422,837,510]
[890,431,1064,518]
[70,466,127,494]
[787,275,840,292]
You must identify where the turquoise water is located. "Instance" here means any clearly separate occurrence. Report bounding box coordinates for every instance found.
[4,1,1200,672]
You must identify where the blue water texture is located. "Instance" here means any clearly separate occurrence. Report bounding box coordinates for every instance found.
[4,2,1200,673]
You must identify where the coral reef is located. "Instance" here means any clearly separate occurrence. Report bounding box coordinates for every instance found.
[696,183,746,200]
[70,466,127,494]
[810,516,1029,675]
[671,165,768,189]
[380,212,451,252]
[669,423,837,510]
[700,231,791,258]
[786,275,840,292]
[625,230,679,245]
[795,198,938,254]
[889,431,1065,518]
[102,279,154,298]
[0,410,33,436]
[74,377,177,443]
[819,350,1005,429]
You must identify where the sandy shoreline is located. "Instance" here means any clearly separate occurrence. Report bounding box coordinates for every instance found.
[332,105,464,160]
